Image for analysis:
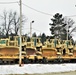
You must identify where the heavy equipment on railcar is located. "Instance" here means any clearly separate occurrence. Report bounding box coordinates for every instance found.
[61,40,74,62]
[0,36,26,64]
[35,37,43,63]
[41,39,57,62]
[72,42,76,62]
[25,37,37,63]
[24,37,43,63]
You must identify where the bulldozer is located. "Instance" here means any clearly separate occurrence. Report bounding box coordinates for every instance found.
[35,37,43,63]
[41,39,57,62]
[61,40,74,62]
[25,37,36,63]
[0,36,26,64]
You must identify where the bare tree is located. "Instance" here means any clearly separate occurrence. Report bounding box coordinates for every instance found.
[0,10,26,37]
[13,12,20,35]
[13,12,26,35]
[0,10,14,37]
[63,17,75,37]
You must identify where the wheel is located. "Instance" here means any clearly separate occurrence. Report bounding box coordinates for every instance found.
[42,57,47,63]
[24,57,29,64]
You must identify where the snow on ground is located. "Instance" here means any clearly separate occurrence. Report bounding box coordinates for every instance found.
[0,63,76,74]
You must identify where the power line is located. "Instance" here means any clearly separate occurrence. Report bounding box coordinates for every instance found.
[22,3,76,17]
[65,15,76,17]
[22,3,53,16]
[0,1,76,18]
[0,1,18,4]
[32,28,42,33]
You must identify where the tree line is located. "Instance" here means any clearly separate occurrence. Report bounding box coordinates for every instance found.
[0,11,76,43]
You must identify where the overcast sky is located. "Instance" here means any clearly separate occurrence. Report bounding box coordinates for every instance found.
[0,0,76,39]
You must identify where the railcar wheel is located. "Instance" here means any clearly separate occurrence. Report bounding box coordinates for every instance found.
[34,56,38,63]
[24,57,29,64]
[0,59,3,64]
[59,59,63,63]
[42,57,47,63]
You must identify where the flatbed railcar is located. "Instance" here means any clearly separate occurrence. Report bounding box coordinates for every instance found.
[0,36,76,64]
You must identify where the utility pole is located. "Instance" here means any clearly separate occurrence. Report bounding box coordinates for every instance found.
[19,0,22,66]
[67,23,68,40]
[30,22,32,37]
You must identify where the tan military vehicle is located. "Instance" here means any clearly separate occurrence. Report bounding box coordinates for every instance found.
[62,40,74,62]
[25,37,36,63]
[35,37,43,63]
[41,39,57,62]
[0,36,26,64]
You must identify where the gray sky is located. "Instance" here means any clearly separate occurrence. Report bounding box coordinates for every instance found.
[0,0,76,39]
